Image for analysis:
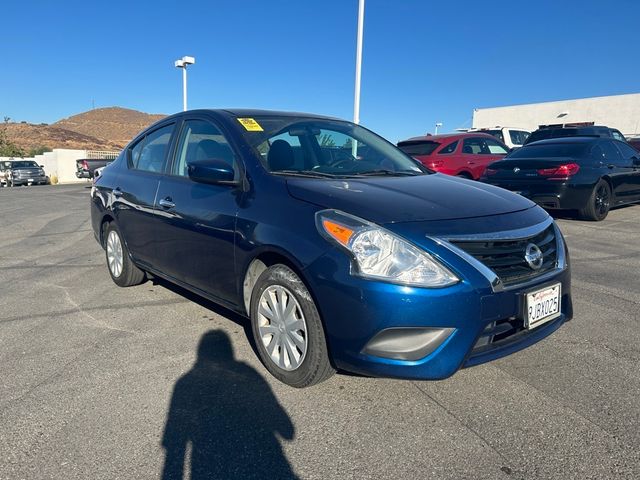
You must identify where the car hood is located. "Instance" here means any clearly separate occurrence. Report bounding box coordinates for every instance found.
[286,173,535,224]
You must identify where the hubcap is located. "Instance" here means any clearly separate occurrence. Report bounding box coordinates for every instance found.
[106,230,124,278]
[595,185,610,216]
[257,285,308,371]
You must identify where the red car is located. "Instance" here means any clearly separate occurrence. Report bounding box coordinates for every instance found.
[397,133,510,179]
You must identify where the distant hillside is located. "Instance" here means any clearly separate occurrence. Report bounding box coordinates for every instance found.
[4,123,122,152]
[54,107,166,147]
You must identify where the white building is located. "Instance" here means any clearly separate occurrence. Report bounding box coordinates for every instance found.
[472,93,640,137]
[1,149,119,184]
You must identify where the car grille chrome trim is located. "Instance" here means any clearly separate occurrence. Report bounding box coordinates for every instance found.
[431,218,567,292]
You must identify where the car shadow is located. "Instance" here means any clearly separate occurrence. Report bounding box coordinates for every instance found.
[161,329,299,480]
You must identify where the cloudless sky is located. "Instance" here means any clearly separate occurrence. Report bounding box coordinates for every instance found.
[2,0,640,142]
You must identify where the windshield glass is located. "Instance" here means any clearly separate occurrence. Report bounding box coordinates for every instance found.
[397,141,440,156]
[508,143,589,158]
[11,161,39,168]
[238,116,427,178]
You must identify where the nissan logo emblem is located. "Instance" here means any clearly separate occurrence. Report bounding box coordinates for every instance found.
[524,243,544,270]
[513,167,521,173]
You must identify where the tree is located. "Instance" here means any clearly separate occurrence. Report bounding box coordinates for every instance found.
[318,134,336,147]
[0,117,25,158]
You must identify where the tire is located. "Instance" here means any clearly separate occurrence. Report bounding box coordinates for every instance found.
[579,179,611,221]
[250,264,335,388]
[104,223,146,287]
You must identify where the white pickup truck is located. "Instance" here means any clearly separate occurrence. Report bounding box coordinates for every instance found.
[470,127,530,149]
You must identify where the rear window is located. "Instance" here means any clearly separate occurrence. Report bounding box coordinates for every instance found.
[508,143,590,159]
[397,141,440,156]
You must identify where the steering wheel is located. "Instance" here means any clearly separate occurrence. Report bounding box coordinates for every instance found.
[327,151,357,169]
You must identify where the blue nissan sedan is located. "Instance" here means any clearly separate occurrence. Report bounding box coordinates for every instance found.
[91,109,572,388]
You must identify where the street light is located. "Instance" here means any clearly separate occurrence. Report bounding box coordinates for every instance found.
[352,0,365,156]
[174,56,195,111]
[435,122,443,135]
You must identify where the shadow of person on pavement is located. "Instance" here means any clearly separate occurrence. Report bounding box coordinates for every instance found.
[161,330,298,480]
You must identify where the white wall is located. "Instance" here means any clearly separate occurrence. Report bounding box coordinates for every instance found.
[1,149,88,184]
[472,93,640,136]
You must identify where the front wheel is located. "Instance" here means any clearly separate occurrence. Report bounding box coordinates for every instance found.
[104,223,146,287]
[579,179,611,221]
[250,264,335,388]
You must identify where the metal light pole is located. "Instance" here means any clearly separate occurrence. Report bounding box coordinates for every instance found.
[174,56,195,111]
[352,0,365,156]
[435,122,443,135]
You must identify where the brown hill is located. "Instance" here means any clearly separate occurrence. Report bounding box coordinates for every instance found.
[5,123,122,152]
[54,107,166,147]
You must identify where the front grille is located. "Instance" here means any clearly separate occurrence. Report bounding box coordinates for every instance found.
[451,225,557,286]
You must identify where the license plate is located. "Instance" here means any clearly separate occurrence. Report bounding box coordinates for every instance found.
[28,178,33,182]
[525,283,561,329]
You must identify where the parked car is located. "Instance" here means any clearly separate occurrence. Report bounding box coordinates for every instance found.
[628,137,640,152]
[92,109,572,388]
[397,133,510,179]
[481,137,640,221]
[0,160,48,187]
[524,125,626,145]
[471,127,530,149]
[76,158,114,179]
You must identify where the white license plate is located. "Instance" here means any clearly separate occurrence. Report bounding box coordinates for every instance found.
[28,178,33,182]
[525,283,561,329]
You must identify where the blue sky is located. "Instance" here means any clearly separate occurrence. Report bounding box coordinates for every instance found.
[2,0,639,142]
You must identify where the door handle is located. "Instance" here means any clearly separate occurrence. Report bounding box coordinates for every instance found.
[159,197,175,209]
[112,188,123,197]
[607,164,615,169]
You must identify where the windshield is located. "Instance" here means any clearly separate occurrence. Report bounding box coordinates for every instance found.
[237,116,428,178]
[397,141,440,156]
[508,143,589,158]
[10,161,39,168]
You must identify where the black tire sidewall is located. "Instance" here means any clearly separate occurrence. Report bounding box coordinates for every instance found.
[582,179,611,221]
[250,265,333,388]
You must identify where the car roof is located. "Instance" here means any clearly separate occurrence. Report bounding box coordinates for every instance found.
[398,132,497,144]
[161,108,341,122]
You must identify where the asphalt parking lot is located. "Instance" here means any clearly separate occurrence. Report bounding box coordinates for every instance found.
[1,184,639,480]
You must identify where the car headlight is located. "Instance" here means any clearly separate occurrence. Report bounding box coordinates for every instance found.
[316,210,458,288]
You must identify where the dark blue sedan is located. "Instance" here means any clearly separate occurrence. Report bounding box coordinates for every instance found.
[91,109,573,387]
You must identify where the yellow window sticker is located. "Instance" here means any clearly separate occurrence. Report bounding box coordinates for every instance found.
[237,118,264,132]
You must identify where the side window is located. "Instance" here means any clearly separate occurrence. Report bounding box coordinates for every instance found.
[438,141,458,155]
[485,138,509,154]
[130,124,174,173]
[462,137,485,155]
[611,130,625,141]
[600,141,624,166]
[509,130,529,145]
[173,120,236,177]
[614,141,639,164]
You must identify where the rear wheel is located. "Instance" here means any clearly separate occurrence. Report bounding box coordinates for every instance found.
[250,264,335,388]
[580,179,611,221]
[104,223,146,287]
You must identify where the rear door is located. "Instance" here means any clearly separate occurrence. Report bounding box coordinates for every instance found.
[153,116,241,304]
[113,122,176,266]
[613,140,640,201]
[598,140,632,202]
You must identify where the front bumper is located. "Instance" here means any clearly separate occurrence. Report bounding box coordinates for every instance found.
[11,175,48,185]
[304,226,572,380]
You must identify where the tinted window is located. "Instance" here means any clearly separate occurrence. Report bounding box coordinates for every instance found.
[129,124,174,173]
[173,120,236,177]
[438,141,458,154]
[509,130,530,145]
[509,143,590,158]
[600,141,624,166]
[397,141,440,156]
[483,130,504,143]
[462,137,507,155]
[615,141,639,160]
[611,130,625,141]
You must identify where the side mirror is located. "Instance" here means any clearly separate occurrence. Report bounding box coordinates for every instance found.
[187,159,236,185]
[40,164,45,168]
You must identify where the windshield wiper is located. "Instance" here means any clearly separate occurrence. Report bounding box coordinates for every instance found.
[352,169,423,177]
[271,169,342,178]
